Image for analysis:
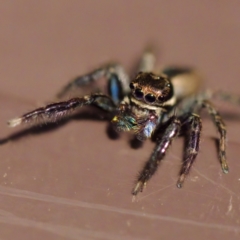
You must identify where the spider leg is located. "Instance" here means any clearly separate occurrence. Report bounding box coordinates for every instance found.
[8,93,116,128]
[177,113,202,188]
[212,90,240,106]
[132,116,181,196]
[57,63,129,104]
[137,47,156,73]
[202,100,229,173]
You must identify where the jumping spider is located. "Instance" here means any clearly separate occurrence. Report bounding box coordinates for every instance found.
[8,49,235,196]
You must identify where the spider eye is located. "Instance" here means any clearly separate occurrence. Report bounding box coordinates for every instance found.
[134,89,144,99]
[145,94,156,103]
[129,83,134,89]
[158,95,165,102]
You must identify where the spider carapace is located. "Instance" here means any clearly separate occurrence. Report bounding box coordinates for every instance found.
[8,49,233,196]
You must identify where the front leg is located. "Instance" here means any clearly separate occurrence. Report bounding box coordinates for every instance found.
[132,116,181,196]
[8,93,116,128]
[57,63,129,104]
[177,113,202,188]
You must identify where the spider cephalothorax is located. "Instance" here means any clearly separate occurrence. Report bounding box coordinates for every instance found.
[129,72,174,106]
[8,48,235,196]
[112,72,174,141]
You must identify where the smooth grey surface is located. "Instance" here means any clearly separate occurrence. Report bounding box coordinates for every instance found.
[0,1,240,239]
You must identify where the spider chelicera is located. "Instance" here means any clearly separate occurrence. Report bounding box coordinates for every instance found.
[8,48,235,196]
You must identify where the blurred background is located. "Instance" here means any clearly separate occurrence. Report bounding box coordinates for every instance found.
[0,1,240,239]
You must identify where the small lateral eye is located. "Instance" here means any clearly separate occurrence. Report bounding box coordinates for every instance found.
[145,94,156,103]
[129,82,134,89]
[158,95,165,102]
[134,89,144,99]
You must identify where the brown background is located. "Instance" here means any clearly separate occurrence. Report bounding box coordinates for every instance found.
[0,1,240,239]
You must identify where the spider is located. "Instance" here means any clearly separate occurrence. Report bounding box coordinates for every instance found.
[7,48,236,196]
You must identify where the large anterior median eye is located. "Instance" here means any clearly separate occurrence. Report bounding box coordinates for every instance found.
[134,89,144,99]
[145,94,156,103]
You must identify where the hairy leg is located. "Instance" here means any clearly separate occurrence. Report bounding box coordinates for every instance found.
[212,90,240,106]
[177,113,202,188]
[137,47,156,73]
[202,100,229,173]
[57,63,129,104]
[8,94,116,128]
[132,116,181,196]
